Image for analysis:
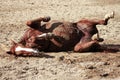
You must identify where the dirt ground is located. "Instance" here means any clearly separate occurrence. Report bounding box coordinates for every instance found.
[0,0,120,80]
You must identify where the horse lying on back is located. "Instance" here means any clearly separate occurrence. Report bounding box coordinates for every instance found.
[8,12,114,56]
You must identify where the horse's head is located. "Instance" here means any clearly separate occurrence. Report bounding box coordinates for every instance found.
[7,33,53,56]
[7,40,40,56]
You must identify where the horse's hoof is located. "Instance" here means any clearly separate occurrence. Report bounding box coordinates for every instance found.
[6,51,12,54]
[96,38,104,42]
[43,16,51,22]
[104,11,115,19]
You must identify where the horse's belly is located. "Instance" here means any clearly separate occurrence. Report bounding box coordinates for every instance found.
[48,24,82,51]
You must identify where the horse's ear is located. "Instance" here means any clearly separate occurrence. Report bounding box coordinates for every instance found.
[6,40,17,55]
[11,40,17,45]
[26,21,32,26]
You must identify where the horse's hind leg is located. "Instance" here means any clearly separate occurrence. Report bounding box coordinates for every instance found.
[104,11,114,24]
[74,40,101,52]
[89,12,114,41]
[93,11,114,40]
[92,11,114,25]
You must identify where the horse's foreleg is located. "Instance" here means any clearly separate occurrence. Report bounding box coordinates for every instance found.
[37,32,54,39]
[26,16,51,29]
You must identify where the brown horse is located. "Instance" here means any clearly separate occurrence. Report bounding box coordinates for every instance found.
[8,12,114,56]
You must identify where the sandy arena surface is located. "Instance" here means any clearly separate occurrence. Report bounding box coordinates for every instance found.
[0,0,120,80]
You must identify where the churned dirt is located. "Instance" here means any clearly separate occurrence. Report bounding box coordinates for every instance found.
[0,0,120,80]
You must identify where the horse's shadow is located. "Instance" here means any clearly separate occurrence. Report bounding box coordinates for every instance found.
[101,44,120,52]
[6,44,120,58]
[32,44,120,57]
[30,52,55,58]
[6,51,55,58]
